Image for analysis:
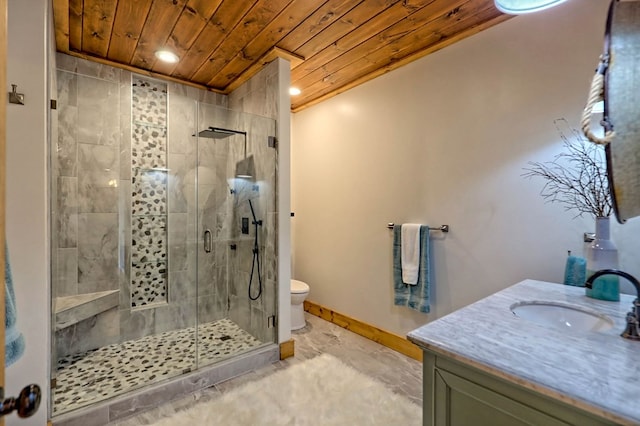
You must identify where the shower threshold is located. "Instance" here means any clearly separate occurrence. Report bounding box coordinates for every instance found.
[53,318,268,418]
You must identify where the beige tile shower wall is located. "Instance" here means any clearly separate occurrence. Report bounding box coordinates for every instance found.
[145,80,228,336]
[53,54,228,346]
[290,0,640,337]
[228,59,290,343]
[54,56,123,356]
[194,105,231,327]
[55,57,121,298]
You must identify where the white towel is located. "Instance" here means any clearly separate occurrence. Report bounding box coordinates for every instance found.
[401,223,421,285]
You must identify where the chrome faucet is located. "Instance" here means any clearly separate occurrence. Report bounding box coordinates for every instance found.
[585,269,640,340]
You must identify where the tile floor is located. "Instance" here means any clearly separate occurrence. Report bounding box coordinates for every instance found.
[54,318,263,416]
[111,313,423,425]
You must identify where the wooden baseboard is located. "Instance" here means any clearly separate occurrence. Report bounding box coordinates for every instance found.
[304,301,423,362]
[279,339,295,360]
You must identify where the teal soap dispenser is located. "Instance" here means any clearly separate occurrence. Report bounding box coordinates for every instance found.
[585,217,619,301]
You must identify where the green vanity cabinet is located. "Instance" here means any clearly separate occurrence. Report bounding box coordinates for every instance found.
[423,351,617,426]
[409,281,639,425]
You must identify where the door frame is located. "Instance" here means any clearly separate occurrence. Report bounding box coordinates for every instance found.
[0,0,8,424]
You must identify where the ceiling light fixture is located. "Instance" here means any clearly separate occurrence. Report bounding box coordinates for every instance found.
[289,87,301,96]
[494,0,568,14]
[155,50,179,63]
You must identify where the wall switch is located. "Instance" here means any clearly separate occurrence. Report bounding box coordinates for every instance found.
[242,217,249,234]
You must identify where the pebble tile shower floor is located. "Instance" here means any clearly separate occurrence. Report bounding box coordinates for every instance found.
[54,319,262,415]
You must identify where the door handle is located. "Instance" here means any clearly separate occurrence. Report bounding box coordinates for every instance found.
[204,229,212,253]
[0,384,41,418]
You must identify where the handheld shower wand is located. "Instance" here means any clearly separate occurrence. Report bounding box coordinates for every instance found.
[248,199,263,300]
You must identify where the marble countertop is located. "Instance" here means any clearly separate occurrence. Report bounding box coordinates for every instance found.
[407,279,640,425]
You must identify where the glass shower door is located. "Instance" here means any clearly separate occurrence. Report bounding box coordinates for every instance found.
[51,70,200,416]
[195,103,277,368]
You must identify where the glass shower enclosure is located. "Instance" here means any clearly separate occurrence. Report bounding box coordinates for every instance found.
[50,70,278,417]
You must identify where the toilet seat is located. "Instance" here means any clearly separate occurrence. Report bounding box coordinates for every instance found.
[291,279,309,294]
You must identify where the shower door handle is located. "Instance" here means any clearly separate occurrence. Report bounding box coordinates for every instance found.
[203,229,212,253]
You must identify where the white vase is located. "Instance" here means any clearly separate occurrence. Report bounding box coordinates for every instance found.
[585,216,619,301]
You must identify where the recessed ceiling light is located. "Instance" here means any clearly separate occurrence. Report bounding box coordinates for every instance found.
[289,87,301,96]
[155,50,179,63]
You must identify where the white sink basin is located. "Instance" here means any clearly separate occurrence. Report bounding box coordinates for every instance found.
[510,301,614,333]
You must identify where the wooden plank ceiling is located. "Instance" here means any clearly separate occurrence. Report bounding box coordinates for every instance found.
[52,0,510,112]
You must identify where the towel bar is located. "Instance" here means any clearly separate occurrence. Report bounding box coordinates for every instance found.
[387,223,449,233]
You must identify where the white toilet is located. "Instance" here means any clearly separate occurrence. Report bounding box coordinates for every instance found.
[290,279,310,330]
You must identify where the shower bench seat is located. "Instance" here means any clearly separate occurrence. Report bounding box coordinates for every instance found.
[54,290,119,331]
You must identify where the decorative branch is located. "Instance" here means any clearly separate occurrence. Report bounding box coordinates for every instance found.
[522,119,612,219]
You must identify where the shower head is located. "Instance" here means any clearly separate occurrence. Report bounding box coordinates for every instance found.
[198,127,247,139]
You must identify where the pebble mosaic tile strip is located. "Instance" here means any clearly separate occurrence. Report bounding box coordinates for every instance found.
[130,261,167,307]
[131,169,168,216]
[53,318,262,416]
[131,78,167,127]
[131,124,167,169]
[131,76,169,307]
[131,216,167,264]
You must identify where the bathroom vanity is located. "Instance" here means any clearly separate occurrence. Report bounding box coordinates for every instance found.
[408,280,640,426]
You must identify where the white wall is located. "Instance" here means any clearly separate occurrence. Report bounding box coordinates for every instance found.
[5,0,49,424]
[291,0,640,337]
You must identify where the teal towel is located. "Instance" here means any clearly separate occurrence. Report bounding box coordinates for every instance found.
[393,225,431,313]
[5,242,25,366]
[564,252,587,287]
